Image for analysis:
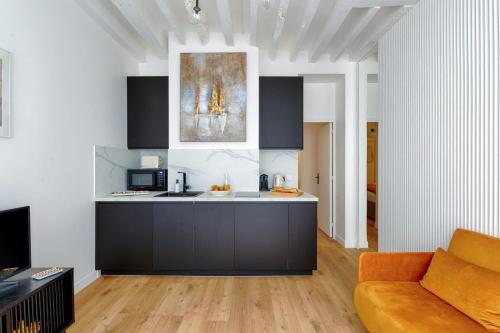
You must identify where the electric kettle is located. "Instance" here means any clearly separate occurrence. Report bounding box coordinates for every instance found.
[273,173,287,189]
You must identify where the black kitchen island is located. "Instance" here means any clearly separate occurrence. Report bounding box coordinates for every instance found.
[95,194,317,275]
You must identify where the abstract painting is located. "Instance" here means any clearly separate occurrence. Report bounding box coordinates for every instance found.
[180,52,246,142]
[0,48,11,138]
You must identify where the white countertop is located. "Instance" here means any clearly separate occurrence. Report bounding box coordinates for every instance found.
[94,191,318,202]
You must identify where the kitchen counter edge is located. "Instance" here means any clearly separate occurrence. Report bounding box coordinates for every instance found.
[94,191,318,202]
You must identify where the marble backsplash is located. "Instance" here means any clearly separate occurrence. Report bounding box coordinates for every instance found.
[259,150,299,188]
[95,146,298,196]
[167,149,260,192]
[94,145,168,196]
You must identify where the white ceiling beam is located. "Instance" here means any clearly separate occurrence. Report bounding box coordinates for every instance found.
[183,0,209,45]
[349,5,412,62]
[110,0,167,58]
[154,0,186,44]
[309,0,352,63]
[330,7,379,62]
[289,0,321,62]
[352,0,419,7]
[75,0,146,61]
[248,0,258,46]
[268,0,290,60]
[216,0,234,46]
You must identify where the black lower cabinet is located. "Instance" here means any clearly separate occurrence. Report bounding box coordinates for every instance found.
[289,203,317,270]
[153,203,194,270]
[96,201,317,274]
[193,203,235,270]
[96,203,153,271]
[235,203,288,270]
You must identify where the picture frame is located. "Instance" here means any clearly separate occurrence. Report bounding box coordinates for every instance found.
[180,52,247,142]
[0,48,11,138]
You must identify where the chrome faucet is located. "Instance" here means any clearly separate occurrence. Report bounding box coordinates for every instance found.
[177,171,191,193]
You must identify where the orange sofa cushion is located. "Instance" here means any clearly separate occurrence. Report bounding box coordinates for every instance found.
[420,248,500,332]
[355,281,487,333]
[358,252,434,282]
[448,228,500,273]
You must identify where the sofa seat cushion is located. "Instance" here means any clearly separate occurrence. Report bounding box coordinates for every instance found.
[355,281,488,333]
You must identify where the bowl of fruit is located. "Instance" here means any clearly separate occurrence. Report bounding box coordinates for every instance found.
[209,184,231,196]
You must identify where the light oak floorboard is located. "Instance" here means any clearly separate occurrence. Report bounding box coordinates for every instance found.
[69,231,368,333]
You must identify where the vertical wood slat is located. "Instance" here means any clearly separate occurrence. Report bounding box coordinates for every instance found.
[378,0,500,251]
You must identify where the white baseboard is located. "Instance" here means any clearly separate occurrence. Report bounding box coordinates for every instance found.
[334,234,345,246]
[358,240,369,249]
[74,270,100,294]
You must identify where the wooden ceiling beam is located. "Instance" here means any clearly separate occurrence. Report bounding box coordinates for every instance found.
[289,0,321,62]
[75,0,146,61]
[248,0,258,46]
[110,0,167,58]
[154,0,186,44]
[349,5,412,62]
[309,0,352,63]
[353,0,419,7]
[268,0,290,61]
[216,0,234,46]
[330,7,379,62]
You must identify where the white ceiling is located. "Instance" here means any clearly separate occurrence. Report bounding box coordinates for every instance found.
[76,0,418,62]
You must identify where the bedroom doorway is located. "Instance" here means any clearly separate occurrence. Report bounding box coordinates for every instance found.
[298,123,334,238]
[367,122,378,251]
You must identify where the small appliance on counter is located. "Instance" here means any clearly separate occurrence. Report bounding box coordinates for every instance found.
[272,173,287,189]
[259,174,269,191]
[127,168,167,191]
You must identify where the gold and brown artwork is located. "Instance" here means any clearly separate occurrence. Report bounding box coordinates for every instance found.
[180,52,247,142]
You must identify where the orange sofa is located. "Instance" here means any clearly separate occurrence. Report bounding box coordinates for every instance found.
[355,229,500,333]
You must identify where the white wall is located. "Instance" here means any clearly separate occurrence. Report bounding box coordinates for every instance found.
[168,32,259,149]
[0,0,136,292]
[303,79,335,122]
[367,77,379,122]
[379,0,500,251]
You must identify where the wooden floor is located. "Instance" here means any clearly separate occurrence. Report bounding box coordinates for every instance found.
[69,232,368,333]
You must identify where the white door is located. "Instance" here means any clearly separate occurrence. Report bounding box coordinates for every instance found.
[317,123,333,237]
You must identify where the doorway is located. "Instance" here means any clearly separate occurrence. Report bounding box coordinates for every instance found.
[298,123,334,237]
[366,122,378,251]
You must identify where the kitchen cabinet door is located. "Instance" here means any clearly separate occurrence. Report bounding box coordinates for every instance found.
[193,203,235,270]
[127,76,169,149]
[288,203,317,270]
[96,203,153,271]
[153,203,194,270]
[259,76,303,149]
[235,203,288,270]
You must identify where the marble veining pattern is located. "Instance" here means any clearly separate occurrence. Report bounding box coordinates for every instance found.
[94,145,167,196]
[168,149,259,192]
[259,150,299,188]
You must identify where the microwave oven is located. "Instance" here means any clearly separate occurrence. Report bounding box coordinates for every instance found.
[127,169,167,191]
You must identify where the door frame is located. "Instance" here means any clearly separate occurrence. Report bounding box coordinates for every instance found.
[357,61,378,249]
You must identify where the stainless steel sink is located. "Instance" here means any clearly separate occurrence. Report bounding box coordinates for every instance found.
[155,191,204,197]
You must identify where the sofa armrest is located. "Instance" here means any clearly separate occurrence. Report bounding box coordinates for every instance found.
[358,252,434,282]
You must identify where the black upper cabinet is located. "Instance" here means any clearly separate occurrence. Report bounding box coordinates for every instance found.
[127,76,169,149]
[259,76,303,149]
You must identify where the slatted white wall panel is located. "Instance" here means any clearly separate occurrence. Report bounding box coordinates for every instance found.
[378,0,499,251]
